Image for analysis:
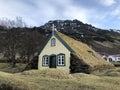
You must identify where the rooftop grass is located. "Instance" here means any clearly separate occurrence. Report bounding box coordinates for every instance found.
[57,32,114,71]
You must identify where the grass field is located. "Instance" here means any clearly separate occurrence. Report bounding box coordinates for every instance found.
[0,64,120,90]
[0,63,26,73]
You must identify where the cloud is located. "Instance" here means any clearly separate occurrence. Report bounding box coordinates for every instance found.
[35,0,97,23]
[0,0,119,29]
[0,0,37,25]
[27,0,94,25]
[0,0,96,25]
[98,0,116,6]
[111,6,120,17]
[63,6,89,23]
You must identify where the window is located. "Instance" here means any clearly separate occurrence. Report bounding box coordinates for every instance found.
[57,54,65,66]
[109,58,112,62]
[42,55,49,66]
[117,58,120,61]
[51,38,56,46]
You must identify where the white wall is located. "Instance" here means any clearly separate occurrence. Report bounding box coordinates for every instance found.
[38,35,71,73]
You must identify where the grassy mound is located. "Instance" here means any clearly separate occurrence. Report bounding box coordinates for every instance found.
[21,69,74,79]
[57,32,114,72]
[0,69,120,90]
[112,62,120,67]
[72,73,100,79]
[0,71,30,90]
[72,72,120,90]
[103,68,120,77]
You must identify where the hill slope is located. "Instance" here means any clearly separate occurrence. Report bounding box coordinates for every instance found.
[41,19,120,54]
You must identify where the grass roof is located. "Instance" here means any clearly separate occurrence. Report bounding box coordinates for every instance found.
[57,32,114,71]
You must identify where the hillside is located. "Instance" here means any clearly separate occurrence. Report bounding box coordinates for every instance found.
[41,19,120,54]
[0,19,120,56]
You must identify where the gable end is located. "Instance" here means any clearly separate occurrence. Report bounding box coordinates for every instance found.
[38,32,74,55]
[54,32,74,53]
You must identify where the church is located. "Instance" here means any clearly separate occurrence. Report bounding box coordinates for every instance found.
[37,25,113,73]
[38,25,73,73]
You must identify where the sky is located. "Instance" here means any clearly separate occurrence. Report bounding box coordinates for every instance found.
[0,0,120,29]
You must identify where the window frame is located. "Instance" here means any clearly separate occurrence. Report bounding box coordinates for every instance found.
[42,55,49,66]
[57,54,65,66]
[117,57,120,60]
[51,38,56,46]
[109,58,112,62]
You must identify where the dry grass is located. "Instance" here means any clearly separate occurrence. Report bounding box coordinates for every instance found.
[0,71,30,90]
[0,63,26,73]
[0,69,120,90]
[92,67,120,77]
[57,32,114,70]
[21,69,74,79]
[72,73,120,90]
[0,68,120,90]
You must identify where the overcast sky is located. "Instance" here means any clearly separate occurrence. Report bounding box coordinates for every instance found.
[0,0,120,29]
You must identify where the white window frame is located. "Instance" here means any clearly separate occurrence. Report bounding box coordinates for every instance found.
[51,38,56,46]
[42,55,49,66]
[117,57,120,61]
[109,58,112,62]
[57,54,65,66]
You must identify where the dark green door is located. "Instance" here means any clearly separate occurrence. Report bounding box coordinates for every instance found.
[49,55,56,68]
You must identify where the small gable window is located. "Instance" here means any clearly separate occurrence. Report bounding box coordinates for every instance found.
[57,54,65,66]
[42,55,49,66]
[51,38,56,46]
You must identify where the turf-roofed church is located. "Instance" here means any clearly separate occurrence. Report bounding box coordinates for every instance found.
[38,25,73,73]
[38,25,113,73]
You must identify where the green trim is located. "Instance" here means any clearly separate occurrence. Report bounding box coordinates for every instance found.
[49,54,57,68]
